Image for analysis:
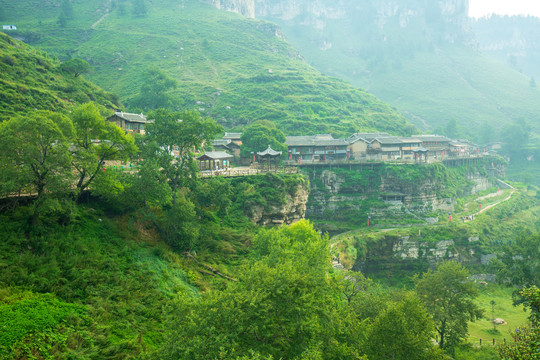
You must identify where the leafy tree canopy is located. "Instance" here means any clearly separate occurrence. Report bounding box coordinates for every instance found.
[60,0,74,19]
[363,292,442,360]
[415,261,483,354]
[0,110,73,223]
[130,68,177,110]
[132,0,147,17]
[144,109,222,205]
[156,221,365,360]
[70,102,137,200]
[240,120,287,158]
[59,58,91,77]
[491,231,540,288]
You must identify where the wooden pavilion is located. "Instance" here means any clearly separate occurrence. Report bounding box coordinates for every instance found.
[413,146,429,163]
[197,151,234,171]
[257,145,282,170]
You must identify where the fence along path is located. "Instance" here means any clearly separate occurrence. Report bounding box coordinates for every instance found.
[198,167,298,178]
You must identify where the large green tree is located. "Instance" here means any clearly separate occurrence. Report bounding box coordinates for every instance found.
[59,58,91,77]
[240,120,287,158]
[131,68,176,110]
[491,231,540,288]
[132,0,147,17]
[414,261,483,354]
[363,293,441,360]
[156,221,365,360]
[60,0,74,19]
[0,111,73,223]
[70,102,137,201]
[144,109,221,205]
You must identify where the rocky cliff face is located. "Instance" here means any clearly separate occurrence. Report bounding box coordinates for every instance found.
[305,165,492,225]
[248,182,310,226]
[211,0,255,18]
[253,0,472,44]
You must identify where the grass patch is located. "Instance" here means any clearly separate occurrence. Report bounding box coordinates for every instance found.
[467,284,530,345]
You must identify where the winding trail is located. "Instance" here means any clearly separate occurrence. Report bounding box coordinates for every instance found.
[473,189,515,216]
[91,1,112,29]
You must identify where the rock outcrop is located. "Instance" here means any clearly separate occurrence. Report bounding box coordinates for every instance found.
[212,0,255,18]
[249,182,310,226]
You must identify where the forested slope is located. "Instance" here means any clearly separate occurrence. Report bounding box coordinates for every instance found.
[0,0,414,136]
[0,32,119,120]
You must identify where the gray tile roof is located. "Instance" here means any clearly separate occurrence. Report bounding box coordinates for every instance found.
[348,132,390,142]
[112,112,150,123]
[399,137,422,144]
[374,137,404,145]
[414,135,451,143]
[257,145,282,157]
[223,132,242,140]
[197,151,234,160]
[286,134,337,146]
[212,139,232,146]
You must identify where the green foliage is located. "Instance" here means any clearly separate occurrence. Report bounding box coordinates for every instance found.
[363,293,441,360]
[156,221,365,360]
[240,120,287,157]
[0,290,85,358]
[0,33,120,120]
[519,286,540,325]
[490,231,540,288]
[130,68,177,110]
[497,327,540,360]
[59,58,91,77]
[415,261,484,354]
[158,192,200,251]
[0,207,196,358]
[8,0,414,136]
[70,102,137,200]
[0,110,73,223]
[144,108,222,205]
[60,0,74,20]
[132,0,147,17]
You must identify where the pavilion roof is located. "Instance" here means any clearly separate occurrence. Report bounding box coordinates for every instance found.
[257,145,282,157]
[197,151,234,161]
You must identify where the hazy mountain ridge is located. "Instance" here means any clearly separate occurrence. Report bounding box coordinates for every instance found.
[1,0,415,136]
[233,0,540,141]
[472,15,540,81]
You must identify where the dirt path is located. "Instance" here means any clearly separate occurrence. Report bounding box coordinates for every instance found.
[91,2,112,29]
[473,189,515,216]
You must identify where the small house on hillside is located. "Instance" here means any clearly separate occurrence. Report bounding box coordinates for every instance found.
[369,136,421,160]
[211,139,241,158]
[2,25,17,31]
[286,134,348,162]
[416,135,451,159]
[223,132,242,146]
[107,112,151,134]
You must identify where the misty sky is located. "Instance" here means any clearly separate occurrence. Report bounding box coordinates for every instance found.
[469,0,540,18]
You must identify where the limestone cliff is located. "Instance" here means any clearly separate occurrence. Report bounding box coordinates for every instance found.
[254,0,472,45]
[211,0,255,18]
[248,182,309,226]
[305,163,494,226]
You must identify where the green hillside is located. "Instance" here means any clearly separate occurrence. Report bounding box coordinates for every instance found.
[256,0,540,138]
[0,0,414,136]
[0,32,119,120]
